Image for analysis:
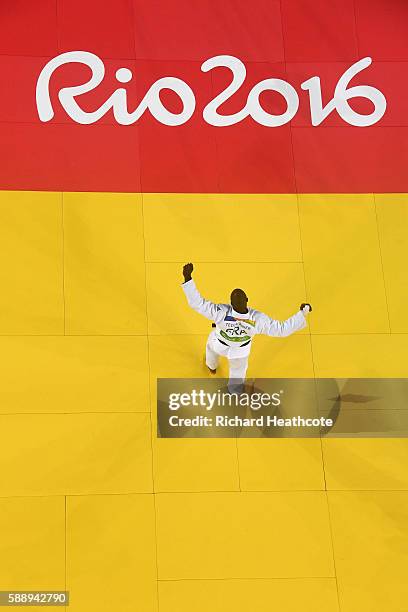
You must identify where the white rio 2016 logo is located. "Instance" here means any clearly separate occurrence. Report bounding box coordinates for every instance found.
[36,51,387,128]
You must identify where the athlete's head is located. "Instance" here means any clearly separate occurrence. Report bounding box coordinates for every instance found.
[230,288,248,314]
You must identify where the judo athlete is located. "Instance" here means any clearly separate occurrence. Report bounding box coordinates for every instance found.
[182,263,312,391]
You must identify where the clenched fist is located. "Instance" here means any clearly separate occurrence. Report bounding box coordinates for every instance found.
[183,262,194,282]
[300,302,312,313]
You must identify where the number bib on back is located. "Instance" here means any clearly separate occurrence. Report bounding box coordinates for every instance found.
[216,310,256,345]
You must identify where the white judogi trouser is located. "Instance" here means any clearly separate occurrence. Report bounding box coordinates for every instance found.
[205,330,249,392]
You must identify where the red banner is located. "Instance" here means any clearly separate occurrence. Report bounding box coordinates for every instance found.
[0,0,407,193]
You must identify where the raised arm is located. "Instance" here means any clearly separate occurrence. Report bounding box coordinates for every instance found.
[256,303,312,337]
[181,263,221,322]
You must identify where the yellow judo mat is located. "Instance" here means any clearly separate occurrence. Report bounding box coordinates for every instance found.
[1,191,408,612]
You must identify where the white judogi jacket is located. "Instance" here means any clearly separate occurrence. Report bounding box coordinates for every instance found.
[182,279,308,358]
